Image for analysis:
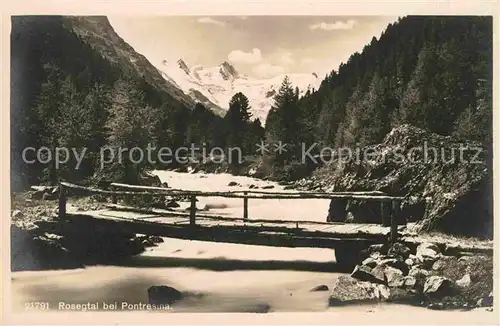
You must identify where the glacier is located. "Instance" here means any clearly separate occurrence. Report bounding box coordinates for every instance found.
[156,59,321,124]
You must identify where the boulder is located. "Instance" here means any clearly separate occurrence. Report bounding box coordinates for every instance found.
[403,276,418,290]
[378,258,409,275]
[141,239,156,247]
[383,266,405,287]
[350,265,385,284]
[423,276,453,296]
[148,286,183,305]
[387,288,420,304]
[369,251,382,259]
[387,242,411,260]
[404,258,415,267]
[139,172,163,187]
[416,242,440,259]
[455,274,471,288]
[408,267,430,279]
[372,284,391,300]
[361,257,378,268]
[359,244,387,260]
[416,243,441,268]
[328,276,378,305]
[310,285,329,292]
[227,181,239,186]
[165,200,180,208]
[408,267,429,290]
[11,210,23,218]
[431,255,459,271]
[261,185,275,189]
[149,236,164,244]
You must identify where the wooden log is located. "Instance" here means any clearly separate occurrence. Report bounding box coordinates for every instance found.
[104,203,350,226]
[61,182,405,201]
[243,191,248,221]
[189,195,196,226]
[58,184,66,219]
[111,182,389,197]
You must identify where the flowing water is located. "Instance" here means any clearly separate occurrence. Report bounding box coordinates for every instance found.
[10,171,496,321]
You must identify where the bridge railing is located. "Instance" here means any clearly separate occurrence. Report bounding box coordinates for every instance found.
[58,181,406,242]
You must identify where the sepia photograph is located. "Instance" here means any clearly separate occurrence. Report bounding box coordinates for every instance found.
[5,6,496,324]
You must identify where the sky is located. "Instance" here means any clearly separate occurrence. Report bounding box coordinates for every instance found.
[109,16,399,79]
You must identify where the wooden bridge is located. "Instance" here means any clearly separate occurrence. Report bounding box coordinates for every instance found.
[57,181,407,261]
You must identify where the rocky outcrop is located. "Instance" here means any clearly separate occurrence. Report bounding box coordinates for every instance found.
[310,285,329,292]
[328,276,390,305]
[219,61,238,80]
[10,196,164,271]
[11,225,84,271]
[311,125,491,238]
[329,241,493,309]
[177,59,190,75]
[148,286,183,305]
[423,276,452,296]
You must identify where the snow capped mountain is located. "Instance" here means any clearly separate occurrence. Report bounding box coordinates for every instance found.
[156,59,321,123]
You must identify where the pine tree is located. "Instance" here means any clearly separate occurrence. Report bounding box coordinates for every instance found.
[224,92,253,168]
[394,43,438,130]
[105,77,159,184]
[338,83,364,146]
[357,73,387,145]
[266,76,302,163]
[32,62,64,184]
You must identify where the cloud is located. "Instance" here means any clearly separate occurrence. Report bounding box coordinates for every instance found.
[197,17,226,27]
[252,63,285,78]
[280,52,294,66]
[309,20,357,31]
[301,57,315,65]
[228,48,262,64]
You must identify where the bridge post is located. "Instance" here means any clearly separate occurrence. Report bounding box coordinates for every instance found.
[58,183,66,219]
[190,195,196,225]
[243,191,248,221]
[390,200,400,243]
[381,201,389,226]
[111,185,117,204]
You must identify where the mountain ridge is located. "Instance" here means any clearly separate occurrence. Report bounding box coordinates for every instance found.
[157,57,321,123]
[63,16,198,109]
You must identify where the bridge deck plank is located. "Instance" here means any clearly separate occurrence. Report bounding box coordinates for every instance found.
[77,208,391,236]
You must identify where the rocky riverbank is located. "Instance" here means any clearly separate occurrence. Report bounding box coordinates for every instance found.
[283,125,492,239]
[10,187,162,271]
[328,241,493,310]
